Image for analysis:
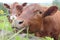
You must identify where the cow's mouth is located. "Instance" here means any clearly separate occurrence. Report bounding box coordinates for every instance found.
[12,26,29,33]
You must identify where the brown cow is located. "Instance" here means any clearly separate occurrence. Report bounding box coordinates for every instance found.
[12,3,60,40]
[4,2,27,23]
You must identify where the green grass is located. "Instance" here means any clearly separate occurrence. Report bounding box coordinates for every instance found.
[0,15,12,31]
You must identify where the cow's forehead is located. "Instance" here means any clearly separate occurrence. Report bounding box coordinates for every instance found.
[9,3,20,13]
[17,4,45,20]
[23,4,42,10]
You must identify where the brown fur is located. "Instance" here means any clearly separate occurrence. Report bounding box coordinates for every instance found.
[12,4,60,40]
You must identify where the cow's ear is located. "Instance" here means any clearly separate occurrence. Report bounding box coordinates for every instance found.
[4,3,10,9]
[22,3,27,7]
[42,6,58,17]
[16,5,23,12]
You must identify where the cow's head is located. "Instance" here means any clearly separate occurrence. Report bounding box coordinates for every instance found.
[4,2,27,23]
[12,4,58,33]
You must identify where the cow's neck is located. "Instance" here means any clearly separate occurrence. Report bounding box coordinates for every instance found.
[43,16,56,34]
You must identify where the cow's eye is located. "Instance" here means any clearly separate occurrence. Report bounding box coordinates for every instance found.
[39,11,42,14]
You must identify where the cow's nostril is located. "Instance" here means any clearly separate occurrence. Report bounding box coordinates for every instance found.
[19,21,23,24]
